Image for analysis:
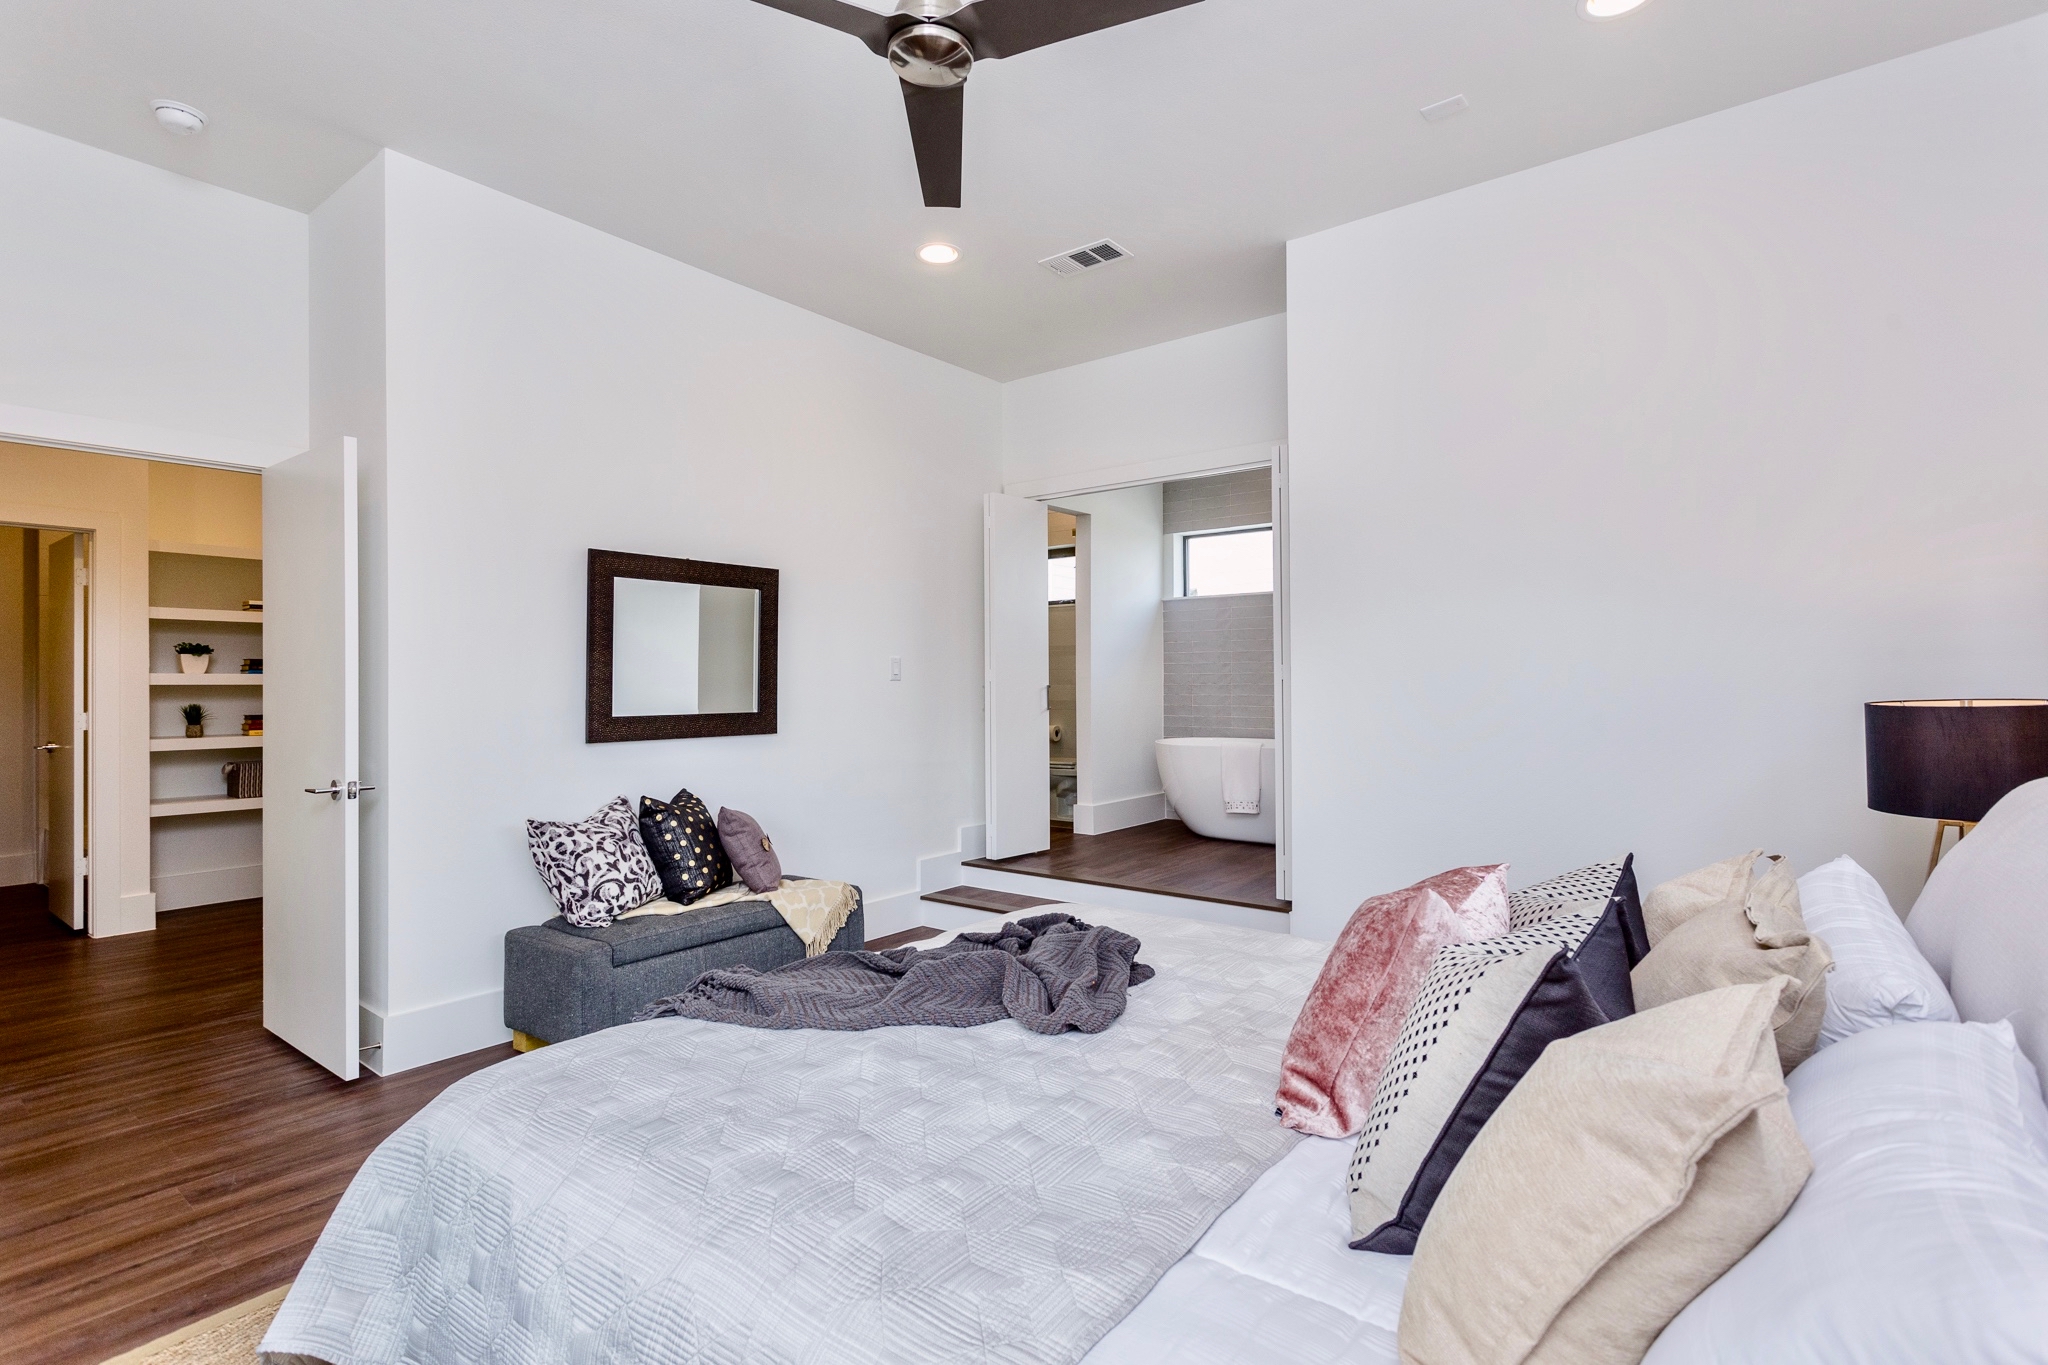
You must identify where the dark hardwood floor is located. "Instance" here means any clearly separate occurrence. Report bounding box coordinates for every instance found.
[0,884,515,1364]
[964,820,1290,914]
[863,926,944,951]
[919,885,1062,915]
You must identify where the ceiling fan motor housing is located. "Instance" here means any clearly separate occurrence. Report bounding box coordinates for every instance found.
[890,22,974,87]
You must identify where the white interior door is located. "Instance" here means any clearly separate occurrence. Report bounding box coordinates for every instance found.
[37,533,86,930]
[263,438,361,1080]
[985,492,1051,860]
[1270,444,1291,903]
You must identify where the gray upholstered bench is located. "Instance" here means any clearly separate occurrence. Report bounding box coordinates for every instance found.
[503,883,864,1048]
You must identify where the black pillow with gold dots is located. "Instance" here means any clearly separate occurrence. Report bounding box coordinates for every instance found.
[637,788,735,905]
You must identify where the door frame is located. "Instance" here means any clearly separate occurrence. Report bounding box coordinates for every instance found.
[1,438,273,937]
[0,500,131,936]
[998,440,1292,901]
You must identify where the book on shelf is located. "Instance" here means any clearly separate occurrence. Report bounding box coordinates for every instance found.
[221,760,263,800]
[241,714,263,736]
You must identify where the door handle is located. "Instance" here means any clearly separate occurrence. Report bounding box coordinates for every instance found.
[347,781,376,799]
[35,743,60,752]
[304,780,343,801]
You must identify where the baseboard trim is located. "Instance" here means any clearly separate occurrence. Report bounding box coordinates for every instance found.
[915,824,987,894]
[151,862,261,913]
[94,889,157,937]
[0,851,35,887]
[1074,793,1164,836]
[859,888,931,941]
[360,989,512,1076]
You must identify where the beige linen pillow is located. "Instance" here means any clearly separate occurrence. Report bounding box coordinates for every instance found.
[1397,980,1812,1365]
[1641,849,1762,947]
[1632,855,1833,1071]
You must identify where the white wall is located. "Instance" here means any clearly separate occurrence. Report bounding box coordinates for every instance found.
[1057,485,1166,834]
[1285,17,2048,939]
[0,117,309,467]
[325,153,1001,1071]
[1001,314,1286,493]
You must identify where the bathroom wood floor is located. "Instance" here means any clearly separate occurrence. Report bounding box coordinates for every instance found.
[965,820,1289,913]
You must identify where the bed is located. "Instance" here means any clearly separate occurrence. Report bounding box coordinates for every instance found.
[264,795,2048,1365]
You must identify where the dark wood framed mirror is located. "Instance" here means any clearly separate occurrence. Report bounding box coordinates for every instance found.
[586,549,778,742]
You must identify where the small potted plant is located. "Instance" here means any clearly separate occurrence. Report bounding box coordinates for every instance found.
[174,641,214,675]
[181,703,206,739]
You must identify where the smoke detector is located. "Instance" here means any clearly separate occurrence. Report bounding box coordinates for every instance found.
[1039,239,1131,279]
[151,100,207,135]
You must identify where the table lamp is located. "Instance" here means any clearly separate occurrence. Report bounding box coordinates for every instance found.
[1865,699,2048,873]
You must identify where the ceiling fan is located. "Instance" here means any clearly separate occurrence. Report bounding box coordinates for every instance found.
[747,0,1204,208]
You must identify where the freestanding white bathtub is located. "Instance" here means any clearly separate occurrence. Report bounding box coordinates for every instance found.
[1155,737,1277,844]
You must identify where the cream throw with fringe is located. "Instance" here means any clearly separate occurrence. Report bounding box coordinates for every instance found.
[620,877,857,956]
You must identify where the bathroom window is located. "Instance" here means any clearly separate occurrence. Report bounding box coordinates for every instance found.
[1048,547,1076,604]
[1181,527,1273,597]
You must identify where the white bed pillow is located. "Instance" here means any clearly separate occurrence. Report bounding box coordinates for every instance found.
[1798,855,1958,1048]
[1643,1020,2048,1364]
[1907,775,2048,1076]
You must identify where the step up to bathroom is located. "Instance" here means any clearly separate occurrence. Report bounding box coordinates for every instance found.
[962,820,1289,916]
[920,885,1064,915]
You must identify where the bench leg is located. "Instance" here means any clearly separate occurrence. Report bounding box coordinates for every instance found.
[512,1030,549,1053]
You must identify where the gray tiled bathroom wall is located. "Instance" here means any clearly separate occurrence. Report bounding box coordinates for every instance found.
[1163,467,1272,535]
[1162,467,1274,739]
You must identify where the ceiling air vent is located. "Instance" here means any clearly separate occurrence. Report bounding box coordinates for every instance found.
[1040,239,1131,279]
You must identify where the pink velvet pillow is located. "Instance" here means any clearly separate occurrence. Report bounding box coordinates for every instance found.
[1275,865,1511,1138]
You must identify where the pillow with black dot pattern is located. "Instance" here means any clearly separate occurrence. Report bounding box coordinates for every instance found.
[638,788,735,905]
[1507,854,1648,1022]
[1347,915,1614,1254]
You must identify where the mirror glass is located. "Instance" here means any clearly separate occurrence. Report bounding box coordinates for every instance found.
[611,579,761,716]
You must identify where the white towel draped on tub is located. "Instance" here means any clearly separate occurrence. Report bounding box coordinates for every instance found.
[1222,741,1262,815]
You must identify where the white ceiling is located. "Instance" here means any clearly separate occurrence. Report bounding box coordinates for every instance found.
[3,0,2042,380]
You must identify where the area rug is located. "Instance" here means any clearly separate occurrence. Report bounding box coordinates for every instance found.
[101,1286,290,1365]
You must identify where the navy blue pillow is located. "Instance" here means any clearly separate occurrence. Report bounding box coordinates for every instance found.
[1507,854,1645,1021]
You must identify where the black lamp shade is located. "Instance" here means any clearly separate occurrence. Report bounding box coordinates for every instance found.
[1866,700,2048,824]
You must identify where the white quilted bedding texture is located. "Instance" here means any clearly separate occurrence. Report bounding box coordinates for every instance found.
[1083,1135,1409,1365]
[262,907,1331,1365]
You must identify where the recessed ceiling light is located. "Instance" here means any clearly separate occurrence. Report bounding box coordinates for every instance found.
[151,99,207,135]
[1580,0,1650,17]
[918,242,960,265]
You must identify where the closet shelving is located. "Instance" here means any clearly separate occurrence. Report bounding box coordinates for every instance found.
[148,545,264,821]
[149,795,265,818]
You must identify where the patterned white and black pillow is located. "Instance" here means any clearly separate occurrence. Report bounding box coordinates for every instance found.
[1347,916,1613,1254]
[1507,854,1646,1021]
[639,788,734,905]
[525,796,663,928]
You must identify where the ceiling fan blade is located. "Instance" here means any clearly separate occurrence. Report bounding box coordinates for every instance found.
[746,0,896,57]
[947,0,1203,60]
[900,80,964,208]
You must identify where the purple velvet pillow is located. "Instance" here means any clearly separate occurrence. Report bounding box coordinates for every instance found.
[718,807,783,894]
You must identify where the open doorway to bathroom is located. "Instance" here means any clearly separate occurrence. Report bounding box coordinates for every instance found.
[963,459,1289,927]
[1048,510,1078,832]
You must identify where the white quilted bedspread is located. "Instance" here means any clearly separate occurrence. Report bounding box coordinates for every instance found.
[262,908,1330,1365]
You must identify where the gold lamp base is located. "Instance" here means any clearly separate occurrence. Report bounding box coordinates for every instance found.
[1929,820,1978,875]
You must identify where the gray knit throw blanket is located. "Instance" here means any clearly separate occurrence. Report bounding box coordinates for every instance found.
[634,912,1155,1035]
